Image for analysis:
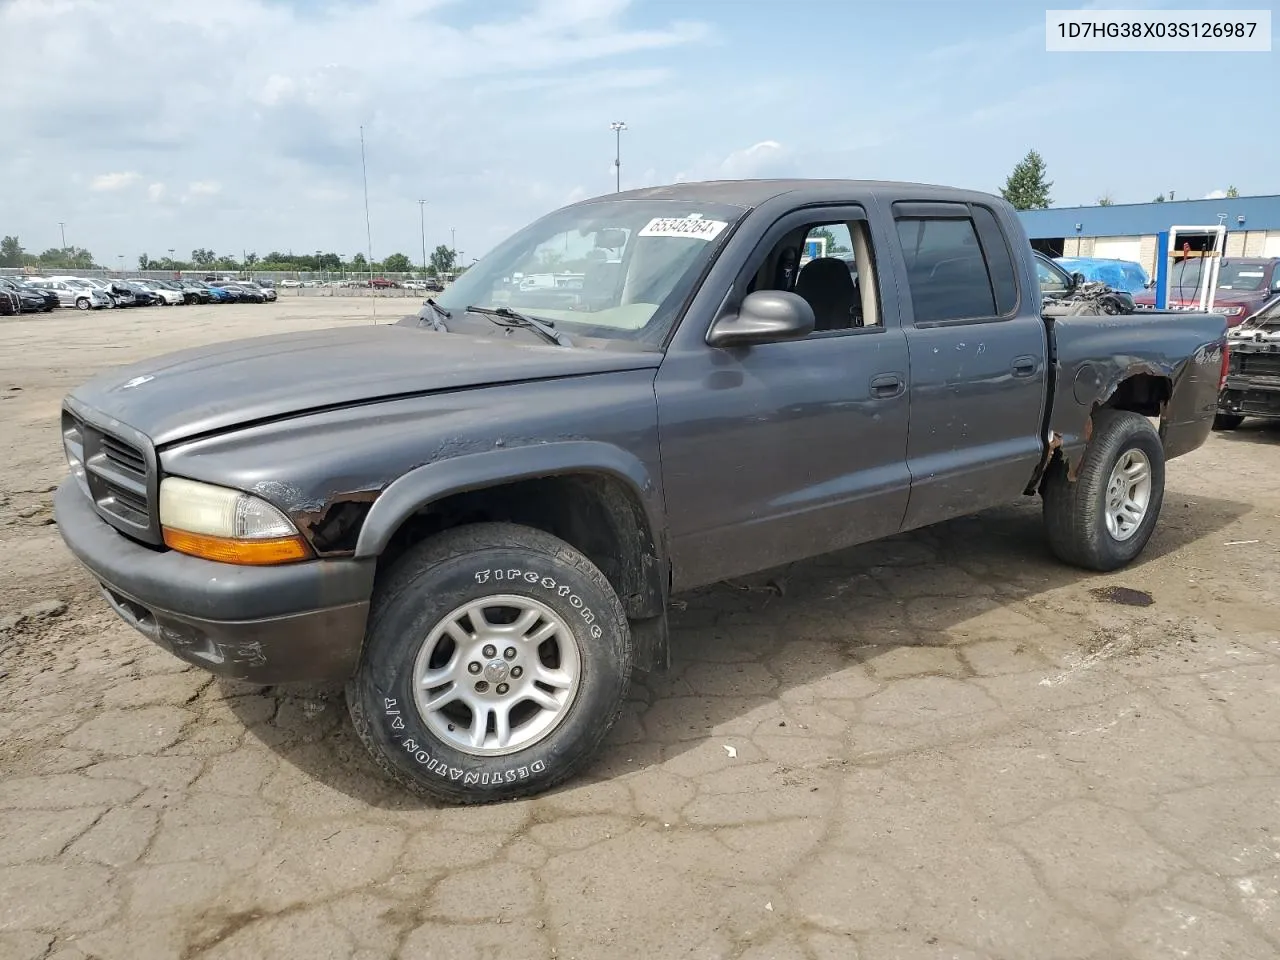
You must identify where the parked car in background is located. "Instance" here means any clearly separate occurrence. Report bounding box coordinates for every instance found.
[120,281,160,307]
[0,286,19,317]
[368,277,399,289]
[203,284,234,303]
[208,281,265,303]
[33,277,112,310]
[176,279,213,303]
[1133,257,1280,326]
[1217,294,1280,430]
[0,277,58,312]
[1055,256,1149,294]
[279,279,302,288]
[132,279,186,305]
[65,277,128,307]
[236,280,276,302]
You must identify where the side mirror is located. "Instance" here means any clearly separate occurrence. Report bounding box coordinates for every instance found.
[707,290,815,347]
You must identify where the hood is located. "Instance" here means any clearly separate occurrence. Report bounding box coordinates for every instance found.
[69,325,661,447]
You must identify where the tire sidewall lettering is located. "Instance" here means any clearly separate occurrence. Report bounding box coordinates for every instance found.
[472,566,596,624]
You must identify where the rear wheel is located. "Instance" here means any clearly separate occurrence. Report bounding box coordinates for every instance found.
[347,522,632,804]
[1213,413,1245,431]
[1042,409,1166,571]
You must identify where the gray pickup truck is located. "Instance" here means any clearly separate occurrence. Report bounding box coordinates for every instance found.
[55,180,1227,803]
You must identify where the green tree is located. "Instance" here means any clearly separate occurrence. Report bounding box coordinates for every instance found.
[0,236,24,267]
[382,252,412,273]
[999,149,1053,210]
[1226,185,1240,198]
[191,248,217,268]
[351,252,369,273]
[429,244,457,275]
[244,252,259,268]
[37,246,96,269]
[1153,194,1166,203]
[1097,195,1114,206]
[138,253,152,270]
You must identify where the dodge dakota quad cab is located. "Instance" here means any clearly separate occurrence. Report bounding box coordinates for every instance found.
[54,180,1227,803]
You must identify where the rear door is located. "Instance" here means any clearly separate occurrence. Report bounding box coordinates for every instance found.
[889,201,1048,531]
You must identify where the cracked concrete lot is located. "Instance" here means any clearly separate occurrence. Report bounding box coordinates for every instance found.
[2,301,1279,960]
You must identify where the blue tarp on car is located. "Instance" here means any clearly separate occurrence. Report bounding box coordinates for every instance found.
[1055,257,1150,294]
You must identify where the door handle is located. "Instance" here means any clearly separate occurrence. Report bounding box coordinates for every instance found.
[869,373,905,399]
[1011,356,1038,378]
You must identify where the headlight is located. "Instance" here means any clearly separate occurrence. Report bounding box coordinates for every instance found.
[159,477,310,565]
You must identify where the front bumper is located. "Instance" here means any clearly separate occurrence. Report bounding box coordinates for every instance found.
[1220,376,1280,420]
[54,479,374,683]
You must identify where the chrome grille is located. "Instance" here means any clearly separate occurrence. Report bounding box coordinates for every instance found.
[62,405,161,544]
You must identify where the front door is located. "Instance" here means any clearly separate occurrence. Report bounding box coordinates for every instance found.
[655,205,912,590]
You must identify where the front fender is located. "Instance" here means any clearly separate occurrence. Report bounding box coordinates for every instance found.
[354,440,663,559]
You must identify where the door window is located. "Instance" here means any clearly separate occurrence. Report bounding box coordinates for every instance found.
[743,216,881,332]
[895,217,1000,323]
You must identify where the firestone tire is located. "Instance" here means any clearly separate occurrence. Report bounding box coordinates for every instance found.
[1213,413,1245,431]
[347,522,632,804]
[1042,409,1166,572]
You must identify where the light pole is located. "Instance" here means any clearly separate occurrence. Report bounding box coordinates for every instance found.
[316,249,323,284]
[610,121,627,192]
[418,200,429,275]
[58,221,67,251]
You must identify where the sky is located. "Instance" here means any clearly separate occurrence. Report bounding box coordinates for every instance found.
[0,0,1275,267]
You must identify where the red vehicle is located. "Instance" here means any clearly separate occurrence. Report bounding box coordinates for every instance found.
[1133,257,1280,327]
[368,277,400,289]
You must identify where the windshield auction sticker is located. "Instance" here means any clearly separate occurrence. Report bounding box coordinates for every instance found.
[638,215,729,241]
[1046,9,1270,52]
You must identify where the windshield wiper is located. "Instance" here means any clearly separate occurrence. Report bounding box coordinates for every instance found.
[420,298,451,332]
[465,305,573,347]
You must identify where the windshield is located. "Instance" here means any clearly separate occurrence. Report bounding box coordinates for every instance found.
[1216,262,1268,292]
[434,198,747,347]
[1170,260,1269,294]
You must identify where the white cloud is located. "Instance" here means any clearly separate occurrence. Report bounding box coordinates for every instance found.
[90,171,141,192]
[717,141,798,180]
[0,0,714,261]
[1202,189,1228,200]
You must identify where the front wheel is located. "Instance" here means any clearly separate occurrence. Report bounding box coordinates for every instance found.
[347,522,632,804]
[1213,413,1245,431]
[75,297,91,311]
[1042,409,1166,571]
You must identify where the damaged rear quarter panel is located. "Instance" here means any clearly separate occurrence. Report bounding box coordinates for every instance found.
[1047,311,1228,471]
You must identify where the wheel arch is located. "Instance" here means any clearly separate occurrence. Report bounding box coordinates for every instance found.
[354,442,670,669]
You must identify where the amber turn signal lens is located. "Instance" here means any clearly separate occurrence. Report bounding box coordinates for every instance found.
[162,528,311,565]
